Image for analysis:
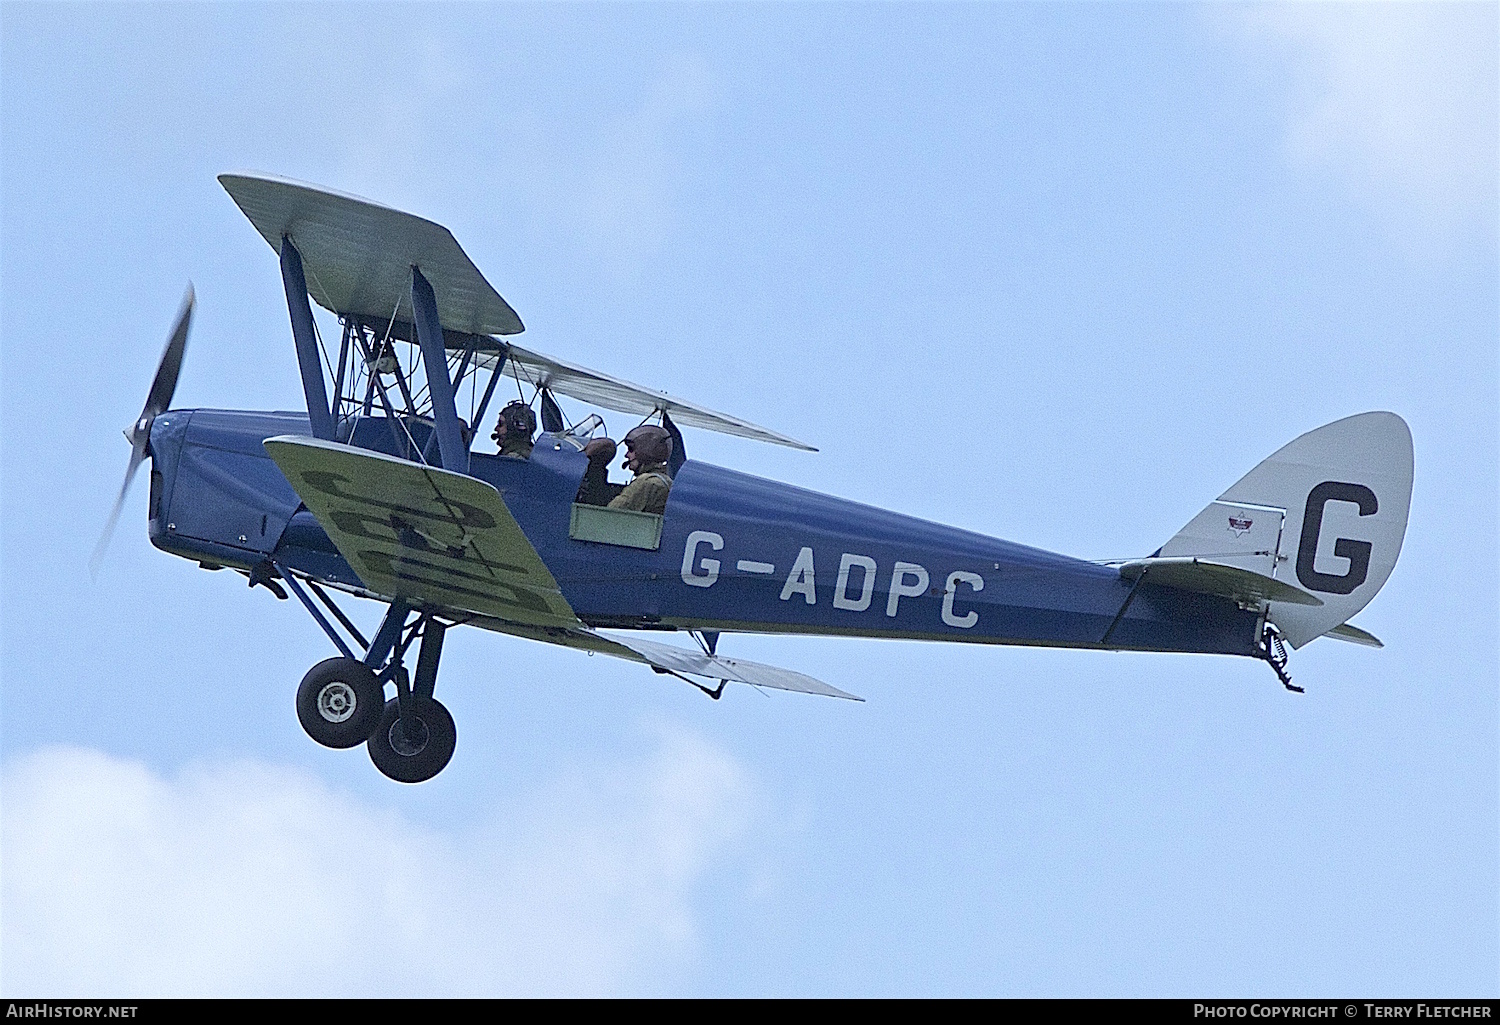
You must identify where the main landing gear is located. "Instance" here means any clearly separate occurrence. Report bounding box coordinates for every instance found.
[275,566,459,783]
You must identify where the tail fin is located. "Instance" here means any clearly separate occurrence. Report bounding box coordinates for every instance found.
[1158,412,1413,648]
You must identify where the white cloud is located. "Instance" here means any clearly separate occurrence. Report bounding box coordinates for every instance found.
[1222,2,1497,242]
[1,730,756,996]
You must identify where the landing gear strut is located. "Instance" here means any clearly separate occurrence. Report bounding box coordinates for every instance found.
[276,566,460,782]
[365,617,456,784]
[1260,624,1303,693]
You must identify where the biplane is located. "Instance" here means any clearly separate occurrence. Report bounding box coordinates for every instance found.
[93,173,1414,783]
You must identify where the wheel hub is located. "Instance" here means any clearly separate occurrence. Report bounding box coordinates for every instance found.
[389,716,430,757]
[316,681,357,723]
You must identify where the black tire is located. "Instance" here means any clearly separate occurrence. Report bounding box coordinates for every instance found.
[296,657,385,749]
[366,697,456,784]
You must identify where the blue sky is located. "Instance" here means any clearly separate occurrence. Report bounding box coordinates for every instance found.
[2,1,1495,997]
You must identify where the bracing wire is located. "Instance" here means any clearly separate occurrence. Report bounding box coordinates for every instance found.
[407,346,464,417]
[349,316,429,465]
[307,301,338,388]
[379,294,402,351]
[509,357,545,410]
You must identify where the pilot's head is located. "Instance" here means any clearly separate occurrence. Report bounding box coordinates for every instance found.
[622,424,672,473]
[492,400,537,445]
[582,436,617,463]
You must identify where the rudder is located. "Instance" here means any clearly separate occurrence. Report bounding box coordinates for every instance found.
[1159,412,1413,648]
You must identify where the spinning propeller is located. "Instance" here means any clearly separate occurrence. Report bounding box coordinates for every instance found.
[90,285,195,578]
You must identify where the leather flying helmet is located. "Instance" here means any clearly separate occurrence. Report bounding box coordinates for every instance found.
[622,424,672,467]
[498,400,536,439]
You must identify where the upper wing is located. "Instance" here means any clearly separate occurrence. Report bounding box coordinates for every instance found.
[487,343,817,451]
[263,436,578,629]
[221,172,815,452]
[219,172,524,336]
[1119,557,1324,608]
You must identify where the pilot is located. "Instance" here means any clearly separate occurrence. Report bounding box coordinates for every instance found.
[492,401,537,459]
[607,425,674,515]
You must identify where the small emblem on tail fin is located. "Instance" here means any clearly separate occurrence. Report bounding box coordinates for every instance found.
[1227,515,1254,536]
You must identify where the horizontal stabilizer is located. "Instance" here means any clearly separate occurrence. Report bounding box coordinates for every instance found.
[263,436,579,629]
[220,172,524,336]
[1324,622,1383,648]
[1119,557,1324,607]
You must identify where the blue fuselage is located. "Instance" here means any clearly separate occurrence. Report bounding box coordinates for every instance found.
[146,409,1261,657]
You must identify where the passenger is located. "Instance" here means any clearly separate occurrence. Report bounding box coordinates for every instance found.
[492,401,536,459]
[608,425,674,515]
[576,436,620,507]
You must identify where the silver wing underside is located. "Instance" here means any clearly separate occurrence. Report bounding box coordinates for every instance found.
[220,172,523,336]
[484,343,816,451]
[458,617,862,702]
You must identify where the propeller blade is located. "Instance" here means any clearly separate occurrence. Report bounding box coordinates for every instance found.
[92,283,194,579]
[139,285,194,429]
[89,438,147,579]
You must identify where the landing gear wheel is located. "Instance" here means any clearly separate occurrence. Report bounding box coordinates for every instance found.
[296,657,385,749]
[367,697,456,783]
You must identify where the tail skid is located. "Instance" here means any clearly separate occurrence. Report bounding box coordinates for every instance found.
[1259,624,1302,693]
